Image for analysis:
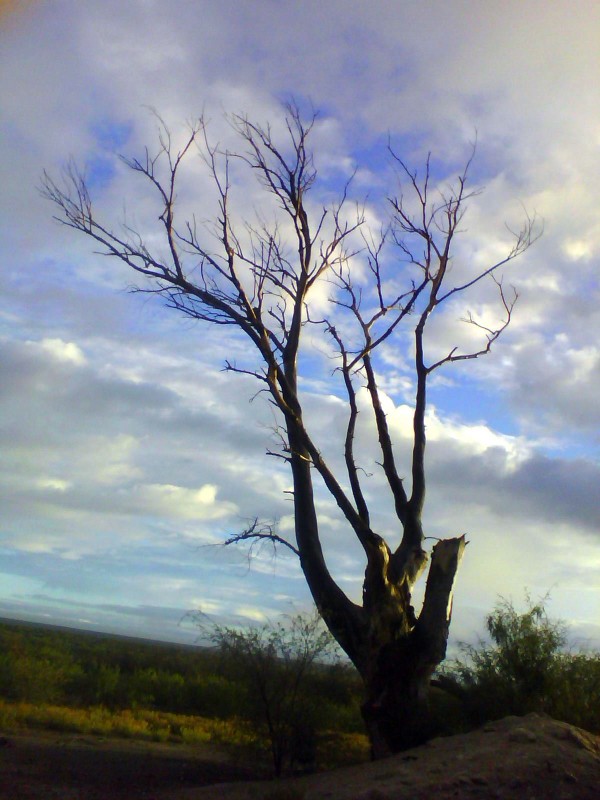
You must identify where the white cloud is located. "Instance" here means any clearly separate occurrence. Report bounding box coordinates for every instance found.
[39,338,87,366]
[563,239,594,262]
[0,0,598,649]
[135,482,238,521]
[35,477,71,492]
[84,434,143,485]
[424,407,530,469]
[232,605,268,623]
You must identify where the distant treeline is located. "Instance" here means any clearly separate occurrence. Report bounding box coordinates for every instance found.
[0,619,363,731]
[2,593,599,761]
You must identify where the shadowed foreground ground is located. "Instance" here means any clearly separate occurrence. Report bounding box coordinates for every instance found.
[1,714,599,799]
[0,732,262,799]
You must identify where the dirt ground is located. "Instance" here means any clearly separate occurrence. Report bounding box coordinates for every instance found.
[0,731,262,799]
[1,714,599,800]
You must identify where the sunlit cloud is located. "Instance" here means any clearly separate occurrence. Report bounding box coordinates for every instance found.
[0,0,598,648]
[134,483,239,521]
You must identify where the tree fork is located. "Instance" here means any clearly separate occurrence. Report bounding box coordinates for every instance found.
[362,535,466,755]
[42,102,539,756]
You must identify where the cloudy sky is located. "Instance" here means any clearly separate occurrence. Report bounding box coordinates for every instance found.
[1,0,599,652]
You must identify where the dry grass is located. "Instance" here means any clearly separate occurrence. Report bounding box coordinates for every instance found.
[0,698,370,771]
[0,698,255,746]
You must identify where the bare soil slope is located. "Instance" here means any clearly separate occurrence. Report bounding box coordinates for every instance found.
[1,714,599,800]
[191,714,600,800]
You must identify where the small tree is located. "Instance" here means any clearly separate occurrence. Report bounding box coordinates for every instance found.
[199,611,337,776]
[447,595,566,722]
[444,594,600,733]
[43,103,540,754]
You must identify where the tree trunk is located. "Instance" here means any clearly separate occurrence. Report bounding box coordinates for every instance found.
[360,536,466,756]
[361,632,444,755]
[362,665,434,755]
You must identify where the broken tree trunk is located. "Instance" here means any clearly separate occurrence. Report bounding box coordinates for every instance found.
[361,536,466,756]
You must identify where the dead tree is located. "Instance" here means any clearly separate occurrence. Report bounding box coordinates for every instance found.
[42,104,539,755]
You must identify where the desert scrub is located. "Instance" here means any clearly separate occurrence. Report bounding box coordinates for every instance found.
[0,699,256,745]
[443,595,600,733]
[0,699,367,771]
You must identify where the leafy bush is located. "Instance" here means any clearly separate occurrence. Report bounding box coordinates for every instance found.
[186,672,245,718]
[443,594,600,733]
[200,611,343,776]
[549,651,600,732]
[0,647,82,705]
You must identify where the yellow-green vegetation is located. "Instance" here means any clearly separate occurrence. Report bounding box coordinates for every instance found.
[0,699,368,766]
[202,612,368,775]
[0,618,369,773]
[0,698,256,745]
[7,598,596,777]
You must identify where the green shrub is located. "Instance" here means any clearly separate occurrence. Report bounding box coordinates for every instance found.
[443,594,600,733]
[199,611,341,776]
[548,651,600,732]
[0,618,369,769]
[186,672,244,718]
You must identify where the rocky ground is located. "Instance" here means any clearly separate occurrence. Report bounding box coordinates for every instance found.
[1,713,599,800]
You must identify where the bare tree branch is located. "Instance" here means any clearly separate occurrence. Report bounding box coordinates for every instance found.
[43,102,541,754]
[223,518,300,558]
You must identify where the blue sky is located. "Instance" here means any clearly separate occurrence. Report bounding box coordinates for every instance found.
[1,0,599,651]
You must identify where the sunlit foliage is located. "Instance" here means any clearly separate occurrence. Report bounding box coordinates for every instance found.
[0,619,367,772]
[443,595,600,733]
